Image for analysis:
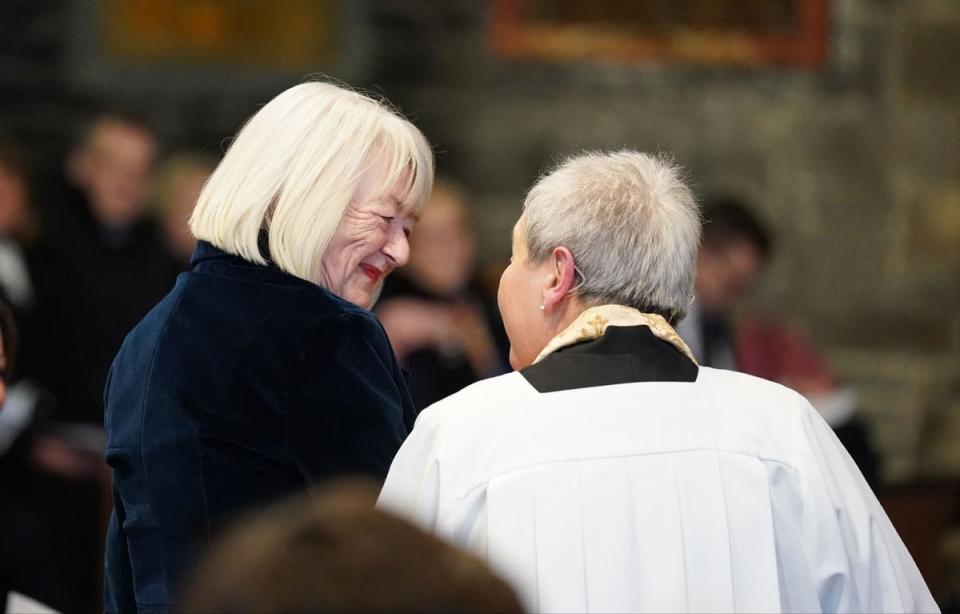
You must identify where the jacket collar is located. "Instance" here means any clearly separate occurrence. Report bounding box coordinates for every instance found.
[190,241,314,288]
[190,240,234,266]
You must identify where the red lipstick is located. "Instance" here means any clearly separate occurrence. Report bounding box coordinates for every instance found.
[359,263,383,282]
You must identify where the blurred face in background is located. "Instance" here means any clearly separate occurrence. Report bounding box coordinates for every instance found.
[69,117,157,229]
[156,157,215,263]
[695,238,766,315]
[0,162,29,238]
[405,184,475,295]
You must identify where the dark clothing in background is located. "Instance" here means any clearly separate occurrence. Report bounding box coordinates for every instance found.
[0,382,96,614]
[700,312,736,370]
[29,179,179,424]
[832,418,880,490]
[104,241,416,613]
[0,177,179,612]
[0,472,101,613]
[377,272,510,411]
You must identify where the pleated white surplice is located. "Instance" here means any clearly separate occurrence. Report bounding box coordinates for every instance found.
[379,368,938,613]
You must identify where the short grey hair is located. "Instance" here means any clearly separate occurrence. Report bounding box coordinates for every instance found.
[522,150,700,322]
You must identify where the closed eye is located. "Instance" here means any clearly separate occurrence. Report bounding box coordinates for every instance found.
[380,214,412,238]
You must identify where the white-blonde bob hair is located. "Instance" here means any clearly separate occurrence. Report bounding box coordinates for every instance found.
[522,150,700,322]
[189,82,434,285]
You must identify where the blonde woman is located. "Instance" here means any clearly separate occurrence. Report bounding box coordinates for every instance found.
[103,82,433,613]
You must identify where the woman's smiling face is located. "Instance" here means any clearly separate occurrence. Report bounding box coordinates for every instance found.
[319,165,416,309]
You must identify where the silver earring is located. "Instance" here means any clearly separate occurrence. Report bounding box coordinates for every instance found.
[538,304,545,310]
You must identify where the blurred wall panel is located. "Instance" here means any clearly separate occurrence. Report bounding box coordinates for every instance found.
[0,0,957,485]
[492,0,828,66]
[100,0,338,69]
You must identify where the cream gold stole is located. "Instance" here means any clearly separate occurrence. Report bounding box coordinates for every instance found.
[533,304,697,365]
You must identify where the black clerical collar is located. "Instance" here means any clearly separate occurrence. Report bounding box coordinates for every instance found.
[521,325,698,393]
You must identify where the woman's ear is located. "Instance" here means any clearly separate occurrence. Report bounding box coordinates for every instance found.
[541,246,576,314]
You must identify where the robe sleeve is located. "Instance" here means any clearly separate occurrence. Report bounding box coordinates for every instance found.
[286,312,416,483]
[378,409,444,531]
[796,405,940,613]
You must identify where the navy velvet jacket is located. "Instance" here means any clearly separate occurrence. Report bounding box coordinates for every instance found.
[103,241,416,613]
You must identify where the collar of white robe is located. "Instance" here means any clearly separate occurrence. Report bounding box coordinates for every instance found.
[533,304,698,365]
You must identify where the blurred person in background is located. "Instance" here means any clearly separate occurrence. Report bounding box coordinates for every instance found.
[182,481,523,614]
[104,82,432,613]
[377,179,509,410]
[0,138,39,313]
[381,151,935,613]
[10,111,180,612]
[152,151,218,267]
[0,296,18,412]
[30,110,179,430]
[0,139,94,612]
[0,138,45,456]
[676,198,879,487]
[0,295,69,613]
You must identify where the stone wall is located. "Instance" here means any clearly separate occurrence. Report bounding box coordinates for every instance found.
[373,0,960,483]
[1,0,958,483]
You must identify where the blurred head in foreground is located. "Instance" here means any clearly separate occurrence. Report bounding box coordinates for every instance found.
[182,481,523,614]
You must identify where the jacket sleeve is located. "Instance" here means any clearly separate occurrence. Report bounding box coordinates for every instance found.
[286,312,416,483]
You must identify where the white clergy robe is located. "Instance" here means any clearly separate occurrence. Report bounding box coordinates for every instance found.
[379,324,937,613]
